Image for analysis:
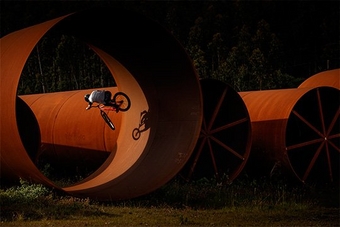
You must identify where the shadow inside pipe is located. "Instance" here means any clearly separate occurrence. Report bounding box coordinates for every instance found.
[179,79,251,184]
[16,97,41,162]
[132,110,150,140]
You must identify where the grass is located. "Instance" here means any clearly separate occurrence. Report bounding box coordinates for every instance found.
[0,174,339,226]
[3,207,339,226]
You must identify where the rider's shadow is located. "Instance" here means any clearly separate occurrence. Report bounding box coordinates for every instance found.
[132,110,150,140]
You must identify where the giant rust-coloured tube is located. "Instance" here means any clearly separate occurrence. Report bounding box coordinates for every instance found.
[299,69,340,89]
[180,79,252,184]
[240,87,339,183]
[1,9,202,200]
[20,88,120,181]
[0,15,67,189]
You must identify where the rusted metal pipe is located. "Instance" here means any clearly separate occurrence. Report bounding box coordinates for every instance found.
[239,87,339,183]
[180,79,252,184]
[298,69,340,89]
[0,15,68,189]
[1,8,202,200]
[20,88,120,182]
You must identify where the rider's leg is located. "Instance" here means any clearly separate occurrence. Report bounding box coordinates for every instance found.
[104,91,119,112]
[104,91,113,106]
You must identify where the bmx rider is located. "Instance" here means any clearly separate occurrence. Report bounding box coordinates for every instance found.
[84,90,112,110]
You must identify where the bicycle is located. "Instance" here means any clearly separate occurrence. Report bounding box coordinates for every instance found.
[91,92,131,130]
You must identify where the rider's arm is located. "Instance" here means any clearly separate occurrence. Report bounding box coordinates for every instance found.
[86,102,93,110]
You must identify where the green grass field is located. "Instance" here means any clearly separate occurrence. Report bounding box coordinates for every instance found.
[1,174,339,226]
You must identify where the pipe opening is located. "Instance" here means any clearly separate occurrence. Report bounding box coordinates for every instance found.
[18,32,117,185]
[286,87,340,182]
[18,32,116,95]
[181,79,251,184]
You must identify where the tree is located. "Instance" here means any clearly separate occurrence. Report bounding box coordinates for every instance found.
[221,20,300,91]
[18,33,115,95]
[186,17,209,79]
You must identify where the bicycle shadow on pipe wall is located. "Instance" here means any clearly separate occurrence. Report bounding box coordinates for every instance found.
[132,110,151,140]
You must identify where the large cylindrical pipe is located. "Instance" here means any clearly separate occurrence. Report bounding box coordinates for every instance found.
[1,8,202,200]
[240,87,339,183]
[180,79,252,184]
[20,87,120,182]
[0,15,68,189]
[298,69,339,89]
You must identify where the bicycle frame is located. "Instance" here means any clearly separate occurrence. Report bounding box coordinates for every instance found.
[89,104,118,130]
[96,104,117,112]
[86,92,131,130]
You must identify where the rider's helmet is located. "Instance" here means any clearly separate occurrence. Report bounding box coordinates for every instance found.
[84,94,90,102]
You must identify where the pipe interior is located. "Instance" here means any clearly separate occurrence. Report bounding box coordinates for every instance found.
[16,97,41,163]
[181,79,251,183]
[286,87,340,182]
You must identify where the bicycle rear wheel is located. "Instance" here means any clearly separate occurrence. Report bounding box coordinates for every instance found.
[113,92,131,112]
[132,128,141,140]
[100,110,115,130]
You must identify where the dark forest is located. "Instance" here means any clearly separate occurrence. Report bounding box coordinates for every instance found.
[1,1,339,94]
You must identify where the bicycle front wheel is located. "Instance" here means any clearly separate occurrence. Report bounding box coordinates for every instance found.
[113,92,131,112]
[100,110,115,130]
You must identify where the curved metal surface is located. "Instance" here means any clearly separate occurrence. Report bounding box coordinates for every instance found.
[1,8,202,200]
[240,87,339,183]
[20,88,120,182]
[299,69,340,89]
[180,79,252,184]
[0,15,68,189]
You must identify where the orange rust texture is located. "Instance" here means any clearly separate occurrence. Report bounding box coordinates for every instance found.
[299,69,340,89]
[240,86,339,182]
[20,88,120,171]
[0,15,69,189]
[0,9,202,200]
